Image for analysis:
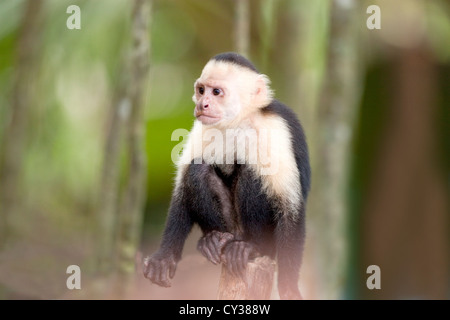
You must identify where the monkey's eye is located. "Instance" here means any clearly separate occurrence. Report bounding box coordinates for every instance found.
[212,88,221,96]
[198,86,205,95]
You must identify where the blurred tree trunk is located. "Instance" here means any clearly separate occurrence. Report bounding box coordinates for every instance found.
[281,0,329,300]
[0,0,44,247]
[258,0,277,71]
[97,0,151,288]
[311,0,361,299]
[97,66,128,274]
[234,0,250,57]
[115,0,151,294]
[361,46,449,299]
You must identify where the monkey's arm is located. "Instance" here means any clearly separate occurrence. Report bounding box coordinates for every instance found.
[143,191,193,287]
[184,162,236,265]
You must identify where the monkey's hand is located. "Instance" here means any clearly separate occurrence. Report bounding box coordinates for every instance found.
[143,252,177,288]
[197,231,234,265]
[221,240,259,277]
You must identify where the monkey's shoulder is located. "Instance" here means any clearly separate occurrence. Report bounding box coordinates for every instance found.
[261,99,311,197]
[261,100,304,132]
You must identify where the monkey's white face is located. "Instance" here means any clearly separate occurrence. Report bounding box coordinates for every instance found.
[193,78,241,126]
[192,60,272,127]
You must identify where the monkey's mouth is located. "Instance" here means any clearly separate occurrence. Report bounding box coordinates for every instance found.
[195,114,221,125]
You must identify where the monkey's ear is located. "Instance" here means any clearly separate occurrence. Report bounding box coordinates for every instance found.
[254,74,273,108]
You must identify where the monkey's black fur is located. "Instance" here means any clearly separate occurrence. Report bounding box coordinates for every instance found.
[213,52,259,73]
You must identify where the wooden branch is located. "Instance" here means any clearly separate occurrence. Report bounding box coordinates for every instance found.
[217,256,275,300]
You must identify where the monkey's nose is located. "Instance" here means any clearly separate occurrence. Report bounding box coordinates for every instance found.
[203,104,209,109]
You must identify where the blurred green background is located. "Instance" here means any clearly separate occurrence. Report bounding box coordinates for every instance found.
[0,0,448,299]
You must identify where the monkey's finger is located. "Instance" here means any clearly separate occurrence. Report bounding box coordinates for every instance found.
[169,261,177,279]
[223,232,235,243]
[208,232,222,263]
[142,257,150,277]
[158,263,172,287]
[217,233,233,251]
[197,236,218,263]
[210,232,221,248]
[197,238,208,257]
[201,243,217,264]
[149,260,168,287]
[206,238,221,264]
[216,232,234,247]
[219,236,234,262]
[147,261,160,284]
[213,236,229,263]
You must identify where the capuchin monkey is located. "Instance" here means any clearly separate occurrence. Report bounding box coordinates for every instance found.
[143,52,311,300]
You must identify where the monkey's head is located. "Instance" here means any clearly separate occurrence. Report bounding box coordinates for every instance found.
[193,52,273,126]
